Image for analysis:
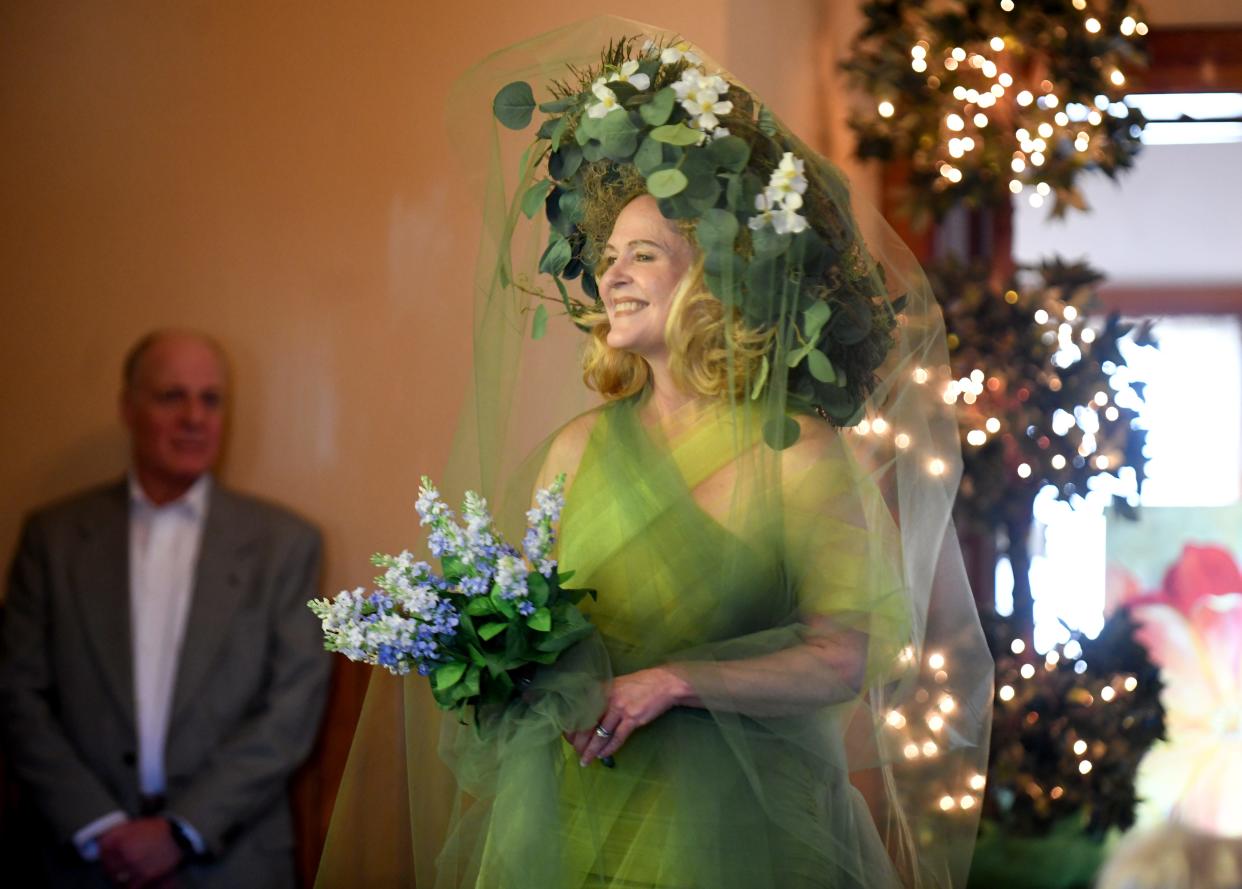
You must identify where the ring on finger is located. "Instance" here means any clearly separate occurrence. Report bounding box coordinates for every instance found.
[594,723,614,739]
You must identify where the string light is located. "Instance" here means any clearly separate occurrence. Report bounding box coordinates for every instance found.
[999,684,1015,701]
[1124,676,1138,692]
[1073,739,1088,755]
[1101,686,1116,702]
[878,100,895,118]
[1079,760,1093,775]
[1020,663,1036,679]
[969,773,987,791]
[1017,463,1032,479]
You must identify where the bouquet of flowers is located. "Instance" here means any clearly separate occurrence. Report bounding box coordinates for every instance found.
[308,474,596,717]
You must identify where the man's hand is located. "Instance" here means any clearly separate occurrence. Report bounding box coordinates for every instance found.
[98,818,183,888]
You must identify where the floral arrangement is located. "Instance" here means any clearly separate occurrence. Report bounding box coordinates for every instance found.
[1111,543,1242,836]
[842,0,1149,222]
[491,35,904,445]
[309,475,596,716]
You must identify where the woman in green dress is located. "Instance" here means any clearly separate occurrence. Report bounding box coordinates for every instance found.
[318,18,991,889]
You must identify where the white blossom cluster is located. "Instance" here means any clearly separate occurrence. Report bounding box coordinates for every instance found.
[748,152,810,235]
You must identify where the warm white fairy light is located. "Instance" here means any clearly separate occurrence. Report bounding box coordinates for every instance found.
[887,710,908,729]
[999,72,1014,87]
[1079,760,1093,775]
[1034,309,1050,324]
[1036,182,1051,196]
[912,58,928,73]
[974,112,989,128]
[1136,21,1148,35]
[1110,69,1126,87]
[1105,405,1119,421]
[969,773,987,791]
[960,795,976,810]
[985,417,1001,433]
[1000,0,1015,10]
[1009,179,1023,194]
[940,795,957,811]
[928,458,947,476]
[878,100,895,118]
[1020,663,1036,679]
[1017,462,1032,479]
[999,684,1015,701]
[946,113,965,132]
[939,695,957,714]
[1051,454,1067,470]
[928,652,946,671]
[913,367,929,384]
[1011,156,1026,173]
[922,740,939,757]
[1029,193,1044,208]
[1124,676,1138,692]
[1074,739,1088,755]
[1085,17,1101,34]
[871,416,889,434]
[927,713,946,732]
[1016,89,1034,106]
[1011,638,1026,654]
[951,46,967,61]
[967,430,986,446]
[1072,0,1087,9]
[894,432,911,449]
[990,36,1005,51]
[1101,686,1116,702]
[904,742,920,759]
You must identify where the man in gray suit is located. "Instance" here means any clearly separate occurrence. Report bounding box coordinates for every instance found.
[1,330,331,888]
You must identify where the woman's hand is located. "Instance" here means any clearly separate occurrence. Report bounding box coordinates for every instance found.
[567,666,694,766]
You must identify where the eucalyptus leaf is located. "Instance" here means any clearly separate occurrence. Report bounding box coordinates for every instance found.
[762,415,801,450]
[521,180,554,219]
[750,355,770,400]
[704,135,750,171]
[650,123,703,146]
[639,87,676,126]
[531,304,548,340]
[696,209,738,252]
[536,117,559,141]
[581,141,603,162]
[558,189,582,226]
[539,96,577,113]
[548,144,583,180]
[646,168,689,198]
[807,349,837,383]
[634,136,664,175]
[804,301,833,340]
[538,236,572,276]
[549,115,569,151]
[751,227,790,259]
[493,81,536,130]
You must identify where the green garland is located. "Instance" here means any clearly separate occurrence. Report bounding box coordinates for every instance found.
[927,256,1153,536]
[842,0,1148,222]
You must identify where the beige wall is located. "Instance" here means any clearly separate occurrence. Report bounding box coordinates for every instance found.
[0,0,865,602]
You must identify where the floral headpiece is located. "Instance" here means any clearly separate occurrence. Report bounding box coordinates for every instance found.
[493,36,904,431]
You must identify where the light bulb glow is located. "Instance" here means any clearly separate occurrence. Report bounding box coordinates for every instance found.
[878,100,895,118]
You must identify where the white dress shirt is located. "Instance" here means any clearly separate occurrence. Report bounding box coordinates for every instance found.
[128,472,209,796]
[72,473,210,860]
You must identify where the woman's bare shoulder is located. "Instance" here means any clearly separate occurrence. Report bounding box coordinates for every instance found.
[536,406,606,489]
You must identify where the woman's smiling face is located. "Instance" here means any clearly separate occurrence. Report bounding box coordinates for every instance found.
[599,195,695,362]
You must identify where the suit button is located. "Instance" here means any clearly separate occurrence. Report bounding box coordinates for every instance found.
[122,752,136,766]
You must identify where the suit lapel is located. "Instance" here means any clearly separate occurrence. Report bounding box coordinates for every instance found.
[170,485,255,723]
[73,481,136,724]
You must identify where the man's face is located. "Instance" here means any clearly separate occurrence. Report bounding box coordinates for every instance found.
[121,335,227,492]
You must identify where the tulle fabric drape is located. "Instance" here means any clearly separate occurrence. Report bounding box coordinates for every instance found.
[316,17,991,889]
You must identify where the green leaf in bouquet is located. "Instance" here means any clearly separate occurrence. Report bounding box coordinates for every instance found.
[462,665,481,698]
[440,555,469,583]
[432,661,467,691]
[535,604,594,653]
[528,572,550,607]
[478,621,506,641]
[646,168,688,198]
[467,645,488,667]
[539,235,572,277]
[527,607,552,632]
[465,597,497,617]
[807,349,837,383]
[489,587,518,619]
[529,650,559,665]
[555,569,576,584]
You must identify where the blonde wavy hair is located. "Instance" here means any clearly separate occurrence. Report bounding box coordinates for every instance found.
[581,255,775,402]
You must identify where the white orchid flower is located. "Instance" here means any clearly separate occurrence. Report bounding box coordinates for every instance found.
[748,193,777,231]
[660,41,702,65]
[614,59,651,91]
[766,152,809,200]
[683,94,733,131]
[588,82,621,118]
[772,204,809,235]
[673,66,707,100]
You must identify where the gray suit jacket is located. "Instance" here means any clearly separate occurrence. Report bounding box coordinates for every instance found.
[0,479,332,888]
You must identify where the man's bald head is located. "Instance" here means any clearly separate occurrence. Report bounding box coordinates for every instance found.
[120,329,229,504]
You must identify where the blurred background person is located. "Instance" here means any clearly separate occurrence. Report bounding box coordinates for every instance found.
[0,329,331,889]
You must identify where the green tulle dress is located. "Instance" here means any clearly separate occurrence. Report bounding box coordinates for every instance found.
[435,398,909,889]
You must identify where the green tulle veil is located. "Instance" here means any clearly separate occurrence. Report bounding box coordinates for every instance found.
[316,16,992,889]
